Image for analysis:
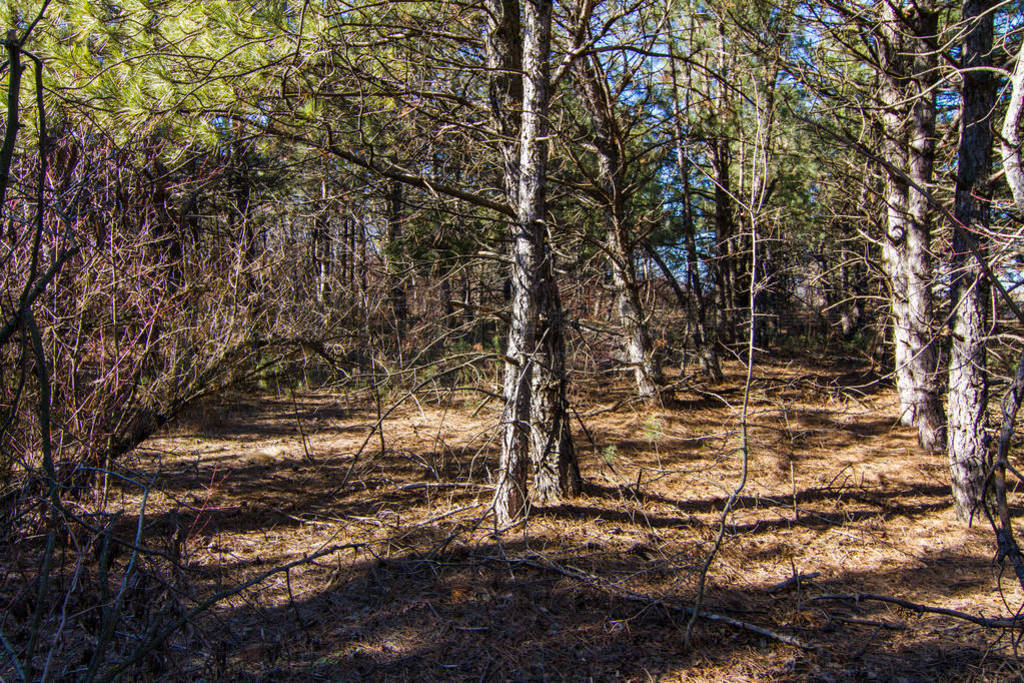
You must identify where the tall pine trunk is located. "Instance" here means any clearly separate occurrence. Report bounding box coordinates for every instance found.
[489,0,573,524]
[879,2,943,449]
[712,139,737,343]
[486,0,530,526]
[313,179,332,304]
[679,150,721,381]
[948,0,996,521]
[905,2,945,452]
[667,23,721,381]
[668,40,721,381]
[879,5,914,429]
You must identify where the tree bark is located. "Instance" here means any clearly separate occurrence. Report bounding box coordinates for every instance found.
[948,0,997,521]
[878,2,944,451]
[313,179,332,304]
[878,5,914,429]
[904,2,945,452]
[341,217,352,289]
[228,139,257,293]
[675,133,722,381]
[712,139,737,343]
[531,256,581,503]
[606,217,664,400]
[525,0,579,504]
[486,0,531,526]
[668,51,722,381]
[488,0,573,524]
[1001,37,1024,211]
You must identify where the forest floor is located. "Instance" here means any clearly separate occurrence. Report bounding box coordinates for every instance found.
[118,355,1024,680]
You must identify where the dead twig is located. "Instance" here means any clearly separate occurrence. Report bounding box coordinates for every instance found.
[0,625,27,682]
[289,387,321,470]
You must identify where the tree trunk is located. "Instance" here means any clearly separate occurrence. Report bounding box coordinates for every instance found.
[523,0,579,504]
[230,156,256,293]
[462,269,474,331]
[441,276,454,321]
[1001,36,1024,210]
[573,55,663,401]
[358,217,369,316]
[489,0,568,525]
[385,181,408,330]
[530,256,581,503]
[948,0,996,521]
[487,0,530,526]
[904,2,945,452]
[670,81,722,381]
[607,221,664,400]
[753,237,777,348]
[313,179,331,304]
[878,5,915,429]
[341,216,351,289]
[878,2,943,450]
[668,22,722,381]
[712,139,737,344]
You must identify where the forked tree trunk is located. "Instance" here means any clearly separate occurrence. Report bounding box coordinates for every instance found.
[948,0,996,521]
[531,258,581,503]
[489,0,570,525]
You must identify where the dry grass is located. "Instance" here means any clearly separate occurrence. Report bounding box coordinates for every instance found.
[91,356,1024,680]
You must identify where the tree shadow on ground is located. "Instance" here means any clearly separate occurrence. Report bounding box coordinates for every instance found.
[580,480,952,516]
[174,394,370,440]
[112,444,494,546]
[155,539,1021,682]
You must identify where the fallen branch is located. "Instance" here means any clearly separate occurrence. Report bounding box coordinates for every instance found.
[810,593,1024,629]
[486,554,813,650]
[830,615,905,630]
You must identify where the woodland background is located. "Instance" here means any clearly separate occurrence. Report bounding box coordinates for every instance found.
[4,0,1024,679]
